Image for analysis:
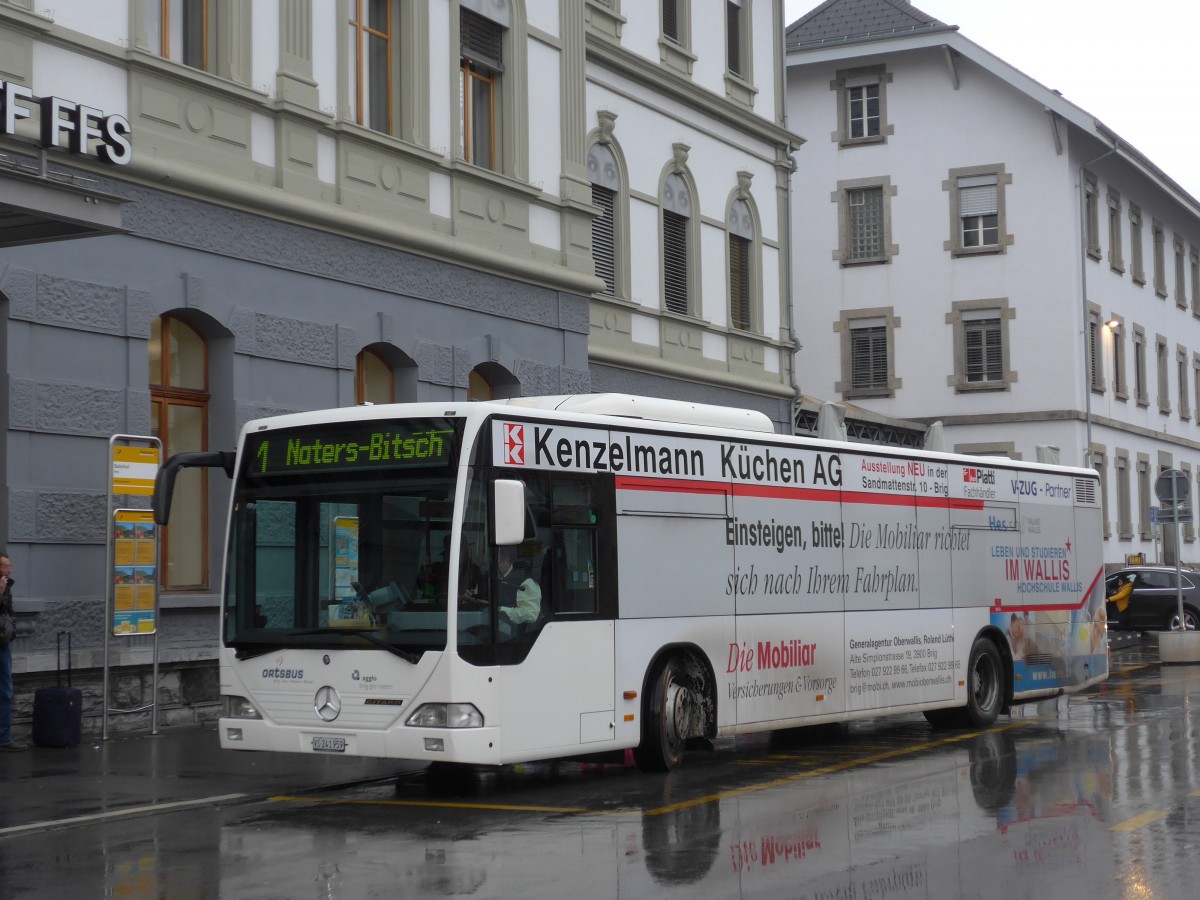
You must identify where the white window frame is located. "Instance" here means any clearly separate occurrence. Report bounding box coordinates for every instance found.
[831,66,892,147]
[944,166,1013,257]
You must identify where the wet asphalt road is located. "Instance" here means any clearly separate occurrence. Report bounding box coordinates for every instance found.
[2,643,1199,899]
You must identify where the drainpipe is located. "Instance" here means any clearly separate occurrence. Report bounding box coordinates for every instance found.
[785,147,801,433]
[1080,138,1119,466]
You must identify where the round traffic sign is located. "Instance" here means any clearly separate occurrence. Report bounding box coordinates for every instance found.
[1155,468,1191,503]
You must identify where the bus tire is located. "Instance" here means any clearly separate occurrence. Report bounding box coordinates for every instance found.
[635,656,693,772]
[964,637,1004,727]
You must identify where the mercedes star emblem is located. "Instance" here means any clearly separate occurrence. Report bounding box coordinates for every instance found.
[314,685,342,722]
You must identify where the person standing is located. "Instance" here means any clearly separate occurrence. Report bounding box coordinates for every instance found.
[0,552,28,751]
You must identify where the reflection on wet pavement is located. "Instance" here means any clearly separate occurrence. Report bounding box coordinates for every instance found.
[4,647,1200,899]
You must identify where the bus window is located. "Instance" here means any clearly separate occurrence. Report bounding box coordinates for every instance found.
[551,478,597,615]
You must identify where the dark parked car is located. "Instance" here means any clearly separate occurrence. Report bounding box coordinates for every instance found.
[1105,566,1200,631]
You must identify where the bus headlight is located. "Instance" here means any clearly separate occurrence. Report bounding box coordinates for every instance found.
[223,695,262,720]
[406,703,484,728]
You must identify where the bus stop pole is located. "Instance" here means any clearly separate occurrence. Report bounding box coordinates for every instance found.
[1174,477,1185,631]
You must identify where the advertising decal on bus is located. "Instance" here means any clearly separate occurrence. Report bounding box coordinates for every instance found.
[494,419,1106,717]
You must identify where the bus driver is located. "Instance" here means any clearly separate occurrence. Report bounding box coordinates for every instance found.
[495,546,541,632]
[463,545,541,637]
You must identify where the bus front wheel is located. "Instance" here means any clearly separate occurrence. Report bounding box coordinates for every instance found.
[635,656,695,772]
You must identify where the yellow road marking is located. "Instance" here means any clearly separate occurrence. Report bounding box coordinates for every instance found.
[269,719,1039,818]
[1110,810,1168,832]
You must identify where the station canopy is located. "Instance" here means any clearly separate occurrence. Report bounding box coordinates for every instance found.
[0,149,126,247]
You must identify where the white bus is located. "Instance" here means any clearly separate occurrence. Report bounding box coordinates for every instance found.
[154,394,1107,771]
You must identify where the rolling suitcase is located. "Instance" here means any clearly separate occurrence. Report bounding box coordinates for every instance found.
[32,631,83,748]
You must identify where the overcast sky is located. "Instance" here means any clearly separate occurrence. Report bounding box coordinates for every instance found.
[782,0,1200,199]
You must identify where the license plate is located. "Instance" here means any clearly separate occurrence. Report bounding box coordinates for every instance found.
[312,736,347,753]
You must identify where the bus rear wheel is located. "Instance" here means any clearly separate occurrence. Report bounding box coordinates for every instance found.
[923,637,1003,729]
[964,637,1003,727]
[635,656,695,772]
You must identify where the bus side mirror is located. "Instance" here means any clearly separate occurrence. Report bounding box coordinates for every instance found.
[153,450,236,525]
[492,479,527,546]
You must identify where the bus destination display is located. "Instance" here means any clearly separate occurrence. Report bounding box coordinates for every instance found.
[247,419,456,477]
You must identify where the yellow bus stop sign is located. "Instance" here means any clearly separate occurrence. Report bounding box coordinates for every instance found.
[112,445,160,495]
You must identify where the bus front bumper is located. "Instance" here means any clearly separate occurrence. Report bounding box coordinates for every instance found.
[218,717,504,764]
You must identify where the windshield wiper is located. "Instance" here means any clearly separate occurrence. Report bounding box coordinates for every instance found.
[233,644,276,661]
[290,628,422,663]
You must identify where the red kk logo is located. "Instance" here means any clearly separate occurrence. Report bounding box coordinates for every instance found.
[502,423,525,465]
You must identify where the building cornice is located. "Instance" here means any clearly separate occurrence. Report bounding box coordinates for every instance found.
[589,344,796,400]
[126,154,604,297]
[909,409,1200,455]
[586,32,803,152]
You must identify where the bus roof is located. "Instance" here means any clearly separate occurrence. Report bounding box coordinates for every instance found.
[501,394,777,434]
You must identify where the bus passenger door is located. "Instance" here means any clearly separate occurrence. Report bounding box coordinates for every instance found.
[500,472,619,759]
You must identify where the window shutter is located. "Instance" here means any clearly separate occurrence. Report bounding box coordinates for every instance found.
[729,234,750,330]
[663,211,689,314]
[964,317,1002,382]
[850,325,888,389]
[461,8,503,71]
[663,0,679,41]
[959,178,998,217]
[1089,321,1101,387]
[726,1,742,76]
[592,184,616,296]
[1116,459,1130,532]
[1134,340,1145,399]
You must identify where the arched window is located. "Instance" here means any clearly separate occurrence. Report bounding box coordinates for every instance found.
[588,142,620,296]
[356,347,395,405]
[468,362,519,401]
[149,314,209,590]
[662,172,694,315]
[468,369,494,401]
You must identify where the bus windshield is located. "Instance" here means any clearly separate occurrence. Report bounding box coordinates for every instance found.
[224,418,462,659]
